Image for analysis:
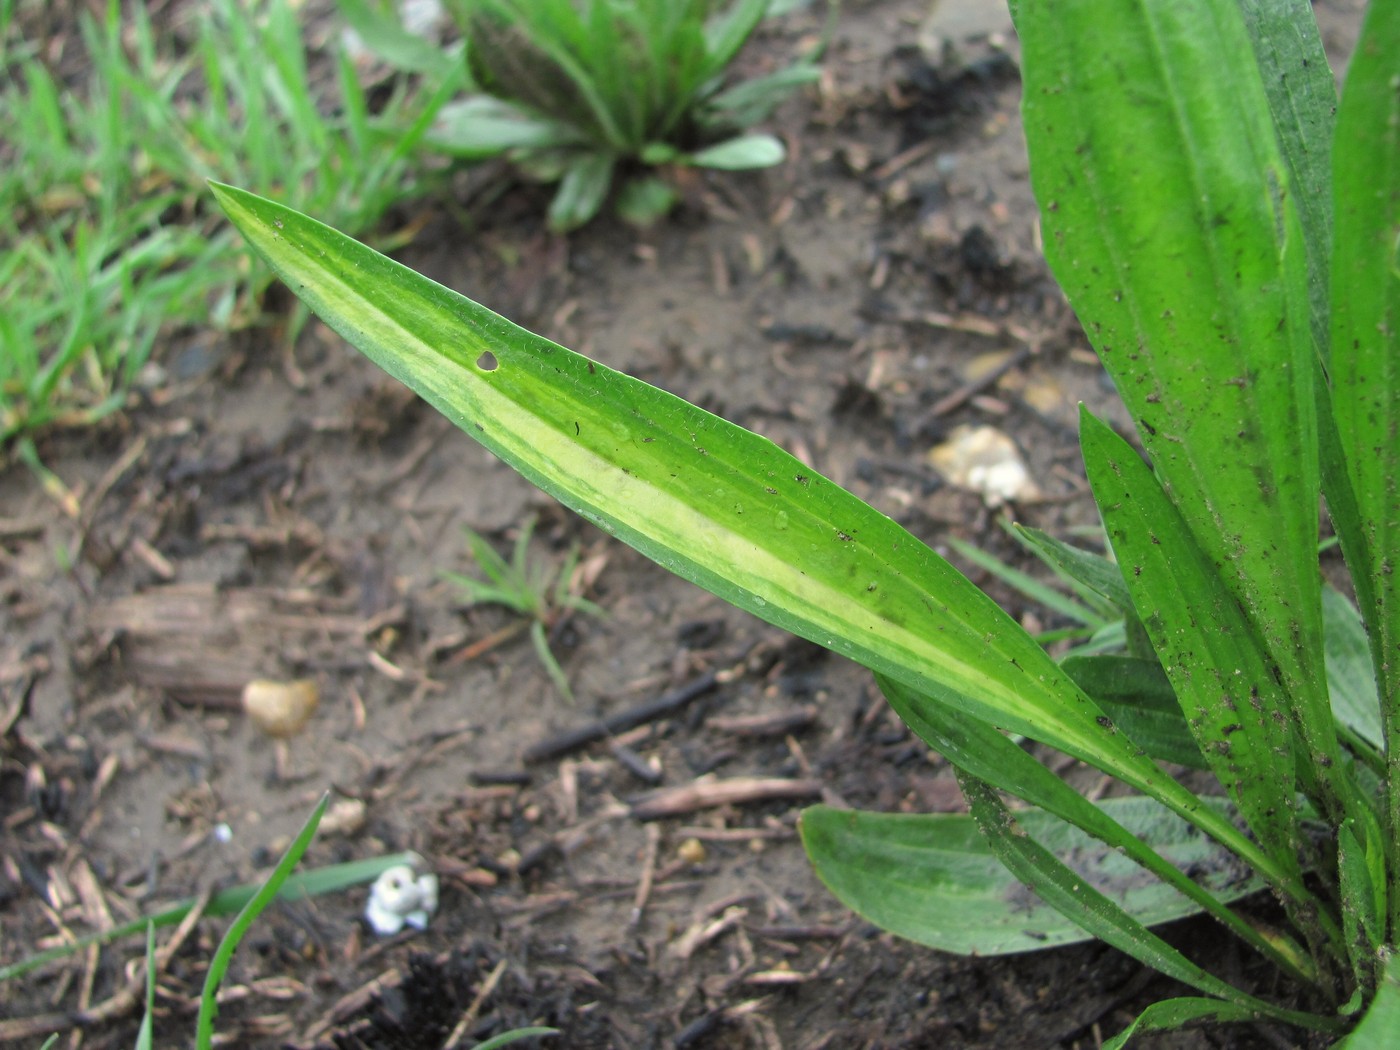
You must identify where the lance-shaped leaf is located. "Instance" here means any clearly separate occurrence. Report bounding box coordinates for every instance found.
[800,795,1265,957]
[1017,0,1342,815]
[1329,1,1400,905]
[1080,408,1344,959]
[870,674,1312,980]
[956,775,1343,1036]
[209,181,1204,804]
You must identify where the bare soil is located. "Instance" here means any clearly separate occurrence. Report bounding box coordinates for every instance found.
[0,2,1367,1047]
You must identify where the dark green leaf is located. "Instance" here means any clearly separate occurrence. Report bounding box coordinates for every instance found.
[1061,654,1205,769]
[547,152,615,232]
[1239,0,1336,352]
[956,774,1339,1034]
[1019,0,1342,816]
[801,795,1263,956]
[1329,1,1400,864]
[1101,997,1275,1050]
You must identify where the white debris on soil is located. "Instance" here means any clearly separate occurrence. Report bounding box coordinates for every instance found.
[927,424,1042,507]
[365,861,440,936]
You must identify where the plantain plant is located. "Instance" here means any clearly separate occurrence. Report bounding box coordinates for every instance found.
[342,0,825,231]
[212,0,1398,1043]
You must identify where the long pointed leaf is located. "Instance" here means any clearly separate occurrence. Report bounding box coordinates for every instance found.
[1101,998,1278,1050]
[1019,0,1343,818]
[1329,1,1400,919]
[874,673,1310,979]
[1239,0,1335,351]
[208,181,1207,817]
[1080,408,1341,954]
[800,795,1264,956]
[956,775,1341,1035]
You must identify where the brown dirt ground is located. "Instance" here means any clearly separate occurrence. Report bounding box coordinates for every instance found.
[0,1,1368,1048]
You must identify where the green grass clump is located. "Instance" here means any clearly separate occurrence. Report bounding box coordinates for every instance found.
[444,514,605,703]
[0,0,453,448]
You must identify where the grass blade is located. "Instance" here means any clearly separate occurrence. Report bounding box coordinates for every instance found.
[947,535,1108,630]
[1101,998,1272,1050]
[195,793,329,1048]
[0,850,418,983]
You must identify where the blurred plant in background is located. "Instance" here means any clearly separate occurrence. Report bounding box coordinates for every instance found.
[0,0,454,454]
[346,0,828,231]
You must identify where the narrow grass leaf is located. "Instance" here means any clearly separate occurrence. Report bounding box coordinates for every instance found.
[473,1029,559,1049]
[135,923,156,1050]
[195,793,329,1048]
[0,851,417,983]
[1101,998,1273,1050]
[947,536,1108,629]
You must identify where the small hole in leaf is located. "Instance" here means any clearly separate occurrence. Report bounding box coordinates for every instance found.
[477,351,498,371]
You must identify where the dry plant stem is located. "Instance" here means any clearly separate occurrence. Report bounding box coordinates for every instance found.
[441,959,509,1050]
[629,822,663,929]
[442,618,530,666]
[630,777,824,820]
